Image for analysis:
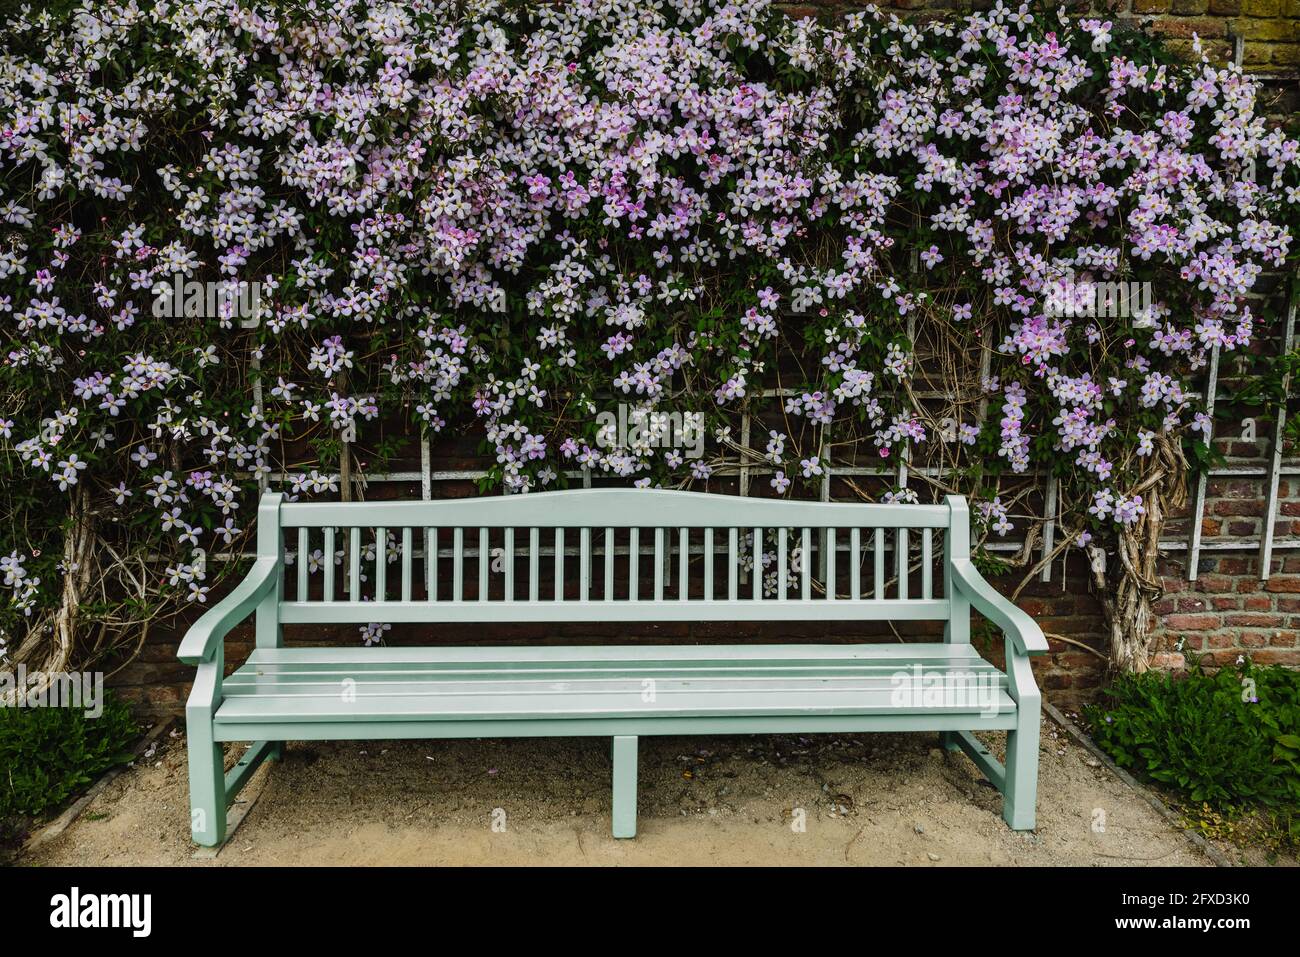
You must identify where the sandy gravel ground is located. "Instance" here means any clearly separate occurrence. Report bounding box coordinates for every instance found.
[23,716,1221,866]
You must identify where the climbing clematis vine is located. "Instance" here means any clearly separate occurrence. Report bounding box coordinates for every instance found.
[0,0,1296,654]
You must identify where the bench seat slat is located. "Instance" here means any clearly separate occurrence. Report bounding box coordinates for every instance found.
[215,658,1014,722]
[216,696,1012,723]
[218,644,1012,721]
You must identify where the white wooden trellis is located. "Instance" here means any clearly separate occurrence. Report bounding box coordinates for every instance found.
[1186,343,1220,581]
[1259,289,1299,580]
[1180,284,1299,581]
[1040,477,1057,583]
[199,282,1300,579]
[250,351,267,495]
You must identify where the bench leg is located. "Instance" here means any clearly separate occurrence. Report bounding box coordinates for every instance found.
[187,717,227,848]
[1002,698,1040,831]
[938,731,961,752]
[611,735,638,839]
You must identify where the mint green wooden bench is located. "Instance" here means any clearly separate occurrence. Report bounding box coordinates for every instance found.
[178,489,1046,846]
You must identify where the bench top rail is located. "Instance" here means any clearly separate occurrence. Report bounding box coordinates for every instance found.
[279,488,952,529]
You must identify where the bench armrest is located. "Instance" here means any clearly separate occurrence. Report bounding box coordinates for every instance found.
[177,557,280,665]
[949,558,1048,656]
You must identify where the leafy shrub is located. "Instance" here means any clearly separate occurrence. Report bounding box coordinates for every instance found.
[1087,660,1300,811]
[0,690,139,825]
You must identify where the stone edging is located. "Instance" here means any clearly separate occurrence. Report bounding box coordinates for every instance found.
[1042,701,1235,868]
[21,716,177,856]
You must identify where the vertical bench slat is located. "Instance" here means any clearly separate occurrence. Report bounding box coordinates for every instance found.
[897,528,909,601]
[850,527,861,600]
[605,527,614,601]
[921,528,933,600]
[728,528,738,600]
[654,528,664,601]
[529,527,539,602]
[453,527,464,601]
[703,528,714,601]
[662,529,672,597]
[217,497,970,617]
[827,528,837,601]
[874,528,885,600]
[425,527,436,602]
[554,528,564,602]
[504,528,515,601]
[349,527,360,602]
[402,527,413,602]
[629,528,639,601]
[678,527,688,600]
[297,527,308,600]
[777,528,788,599]
[801,527,811,601]
[323,526,335,602]
[580,527,591,602]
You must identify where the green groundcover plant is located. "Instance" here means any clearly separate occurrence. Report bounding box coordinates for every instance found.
[0,690,138,836]
[1088,658,1300,824]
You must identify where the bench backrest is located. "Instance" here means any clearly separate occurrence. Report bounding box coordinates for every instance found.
[263,489,970,626]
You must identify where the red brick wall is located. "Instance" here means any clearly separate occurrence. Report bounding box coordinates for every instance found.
[1153,489,1300,673]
